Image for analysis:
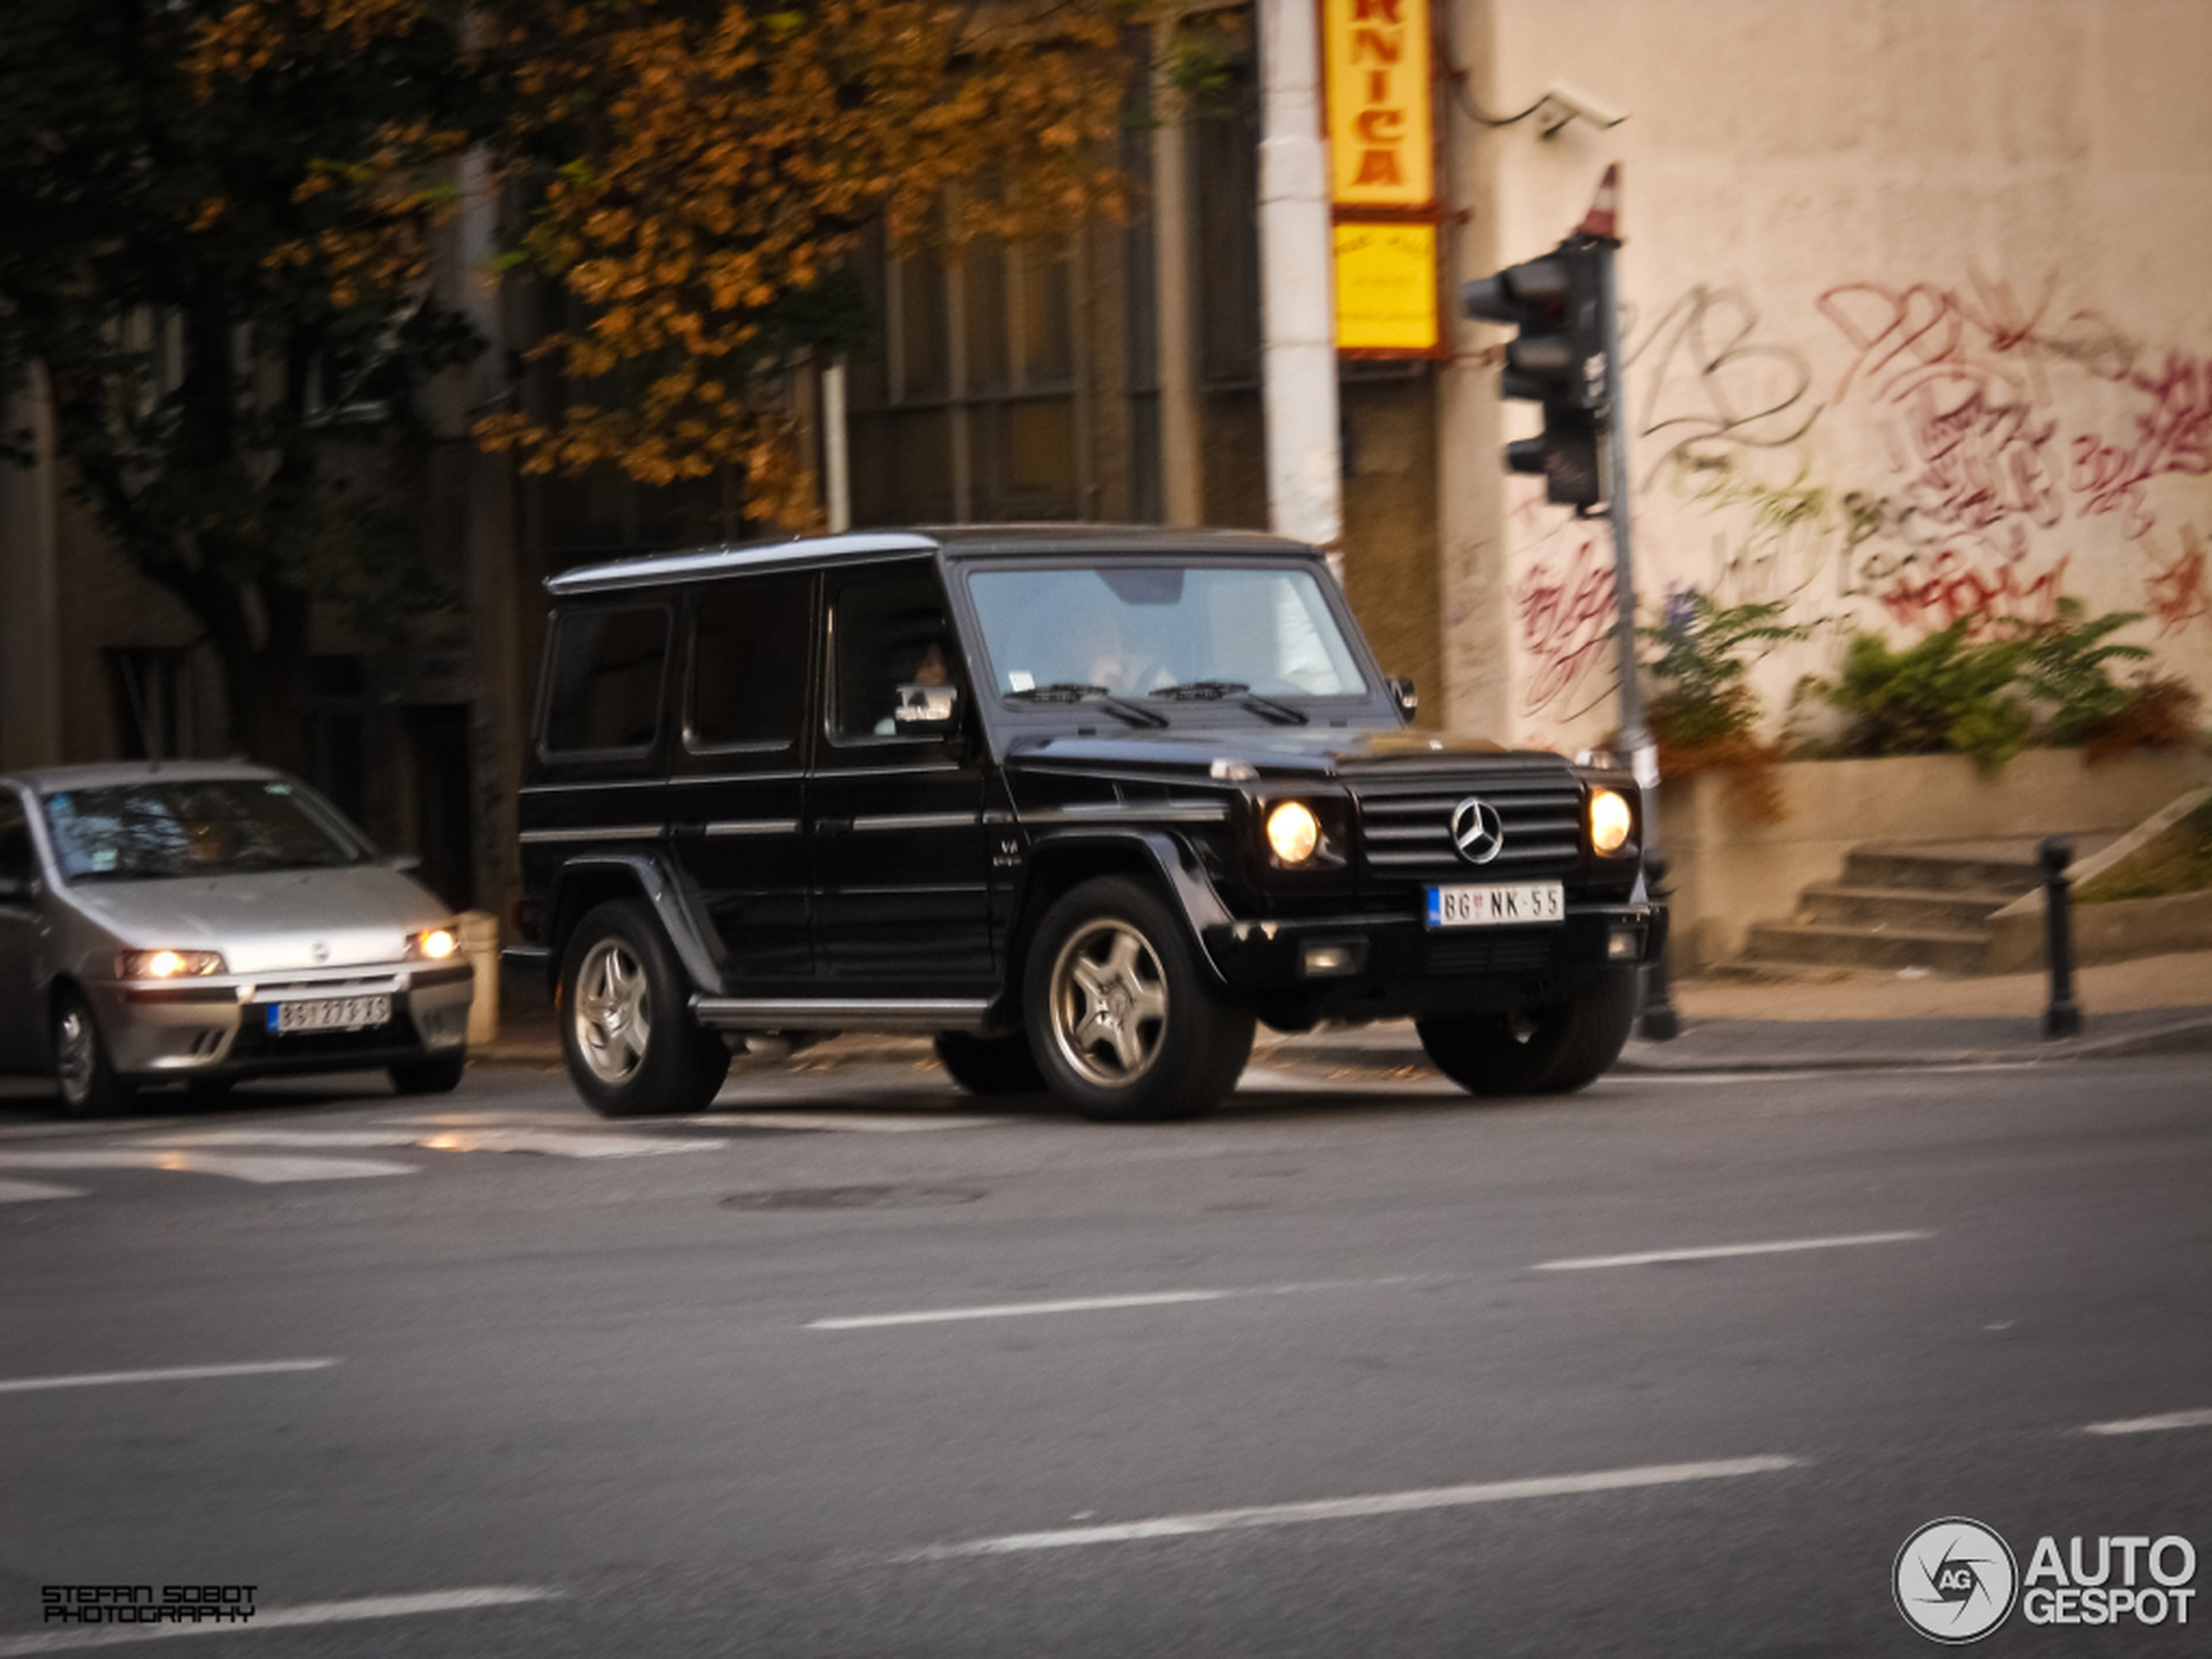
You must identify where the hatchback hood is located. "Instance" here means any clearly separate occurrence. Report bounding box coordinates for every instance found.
[64,866,450,974]
[1003,726,1561,780]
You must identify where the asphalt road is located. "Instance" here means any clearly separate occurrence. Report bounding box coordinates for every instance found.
[1,1051,2208,1657]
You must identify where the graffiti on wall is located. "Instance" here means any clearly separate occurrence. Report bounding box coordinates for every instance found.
[1509,268,2212,723]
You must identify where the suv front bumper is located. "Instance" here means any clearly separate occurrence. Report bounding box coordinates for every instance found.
[1202,901,1666,1018]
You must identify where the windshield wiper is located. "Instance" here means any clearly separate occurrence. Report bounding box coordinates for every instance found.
[1149,680,1309,725]
[1006,683,1168,729]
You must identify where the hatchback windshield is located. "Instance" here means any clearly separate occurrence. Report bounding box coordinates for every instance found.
[967,565,1369,703]
[40,780,368,882]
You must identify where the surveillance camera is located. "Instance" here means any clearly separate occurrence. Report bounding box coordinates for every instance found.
[1538,78,1628,136]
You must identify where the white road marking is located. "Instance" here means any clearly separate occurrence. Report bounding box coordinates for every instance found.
[898,1455,1806,1560]
[0,1587,556,1654]
[1534,1230,1932,1271]
[809,1276,1435,1331]
[0,1150,415,1184]
[686,1111,1010,1133]
[0,1359,335,1395]
[2083,1407,2212,1436]
[0,1177,85,1203]
[137,1127,725,1158]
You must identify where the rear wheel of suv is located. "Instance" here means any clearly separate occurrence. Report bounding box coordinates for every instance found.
[52,990,137,1119]
[1024,877,1253,1123]
[559,900,730,1117]
[1415,967,1639,1096]
[933,1032,1046,1096]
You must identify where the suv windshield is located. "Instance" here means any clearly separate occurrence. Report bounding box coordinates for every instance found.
[967,565,1370,705]
[40,780,368,882]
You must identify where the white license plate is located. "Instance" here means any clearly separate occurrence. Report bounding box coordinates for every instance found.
[1426,882,1565,928]
[268,995,392,1035]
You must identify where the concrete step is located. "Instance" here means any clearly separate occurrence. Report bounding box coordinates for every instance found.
[1744,921,1992,974]
[1842,846,2043,896]
[1797,884,2014,932]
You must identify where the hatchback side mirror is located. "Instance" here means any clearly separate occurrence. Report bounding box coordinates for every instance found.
[1386,677,1419,718]
[893,683,961,732]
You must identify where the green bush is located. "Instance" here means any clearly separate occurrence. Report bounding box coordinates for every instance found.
[1816,600,2178,772]
[1638,592,1808,820]
[1818,623,2033,772]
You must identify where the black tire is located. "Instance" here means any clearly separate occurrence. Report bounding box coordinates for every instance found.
[557,900,730,1117]
[933,1031,1047,1096]
[1415,968,1639,1096]
[51,989,138,1119]
[389,1054,468,1096]
[1022,876,1254,1123]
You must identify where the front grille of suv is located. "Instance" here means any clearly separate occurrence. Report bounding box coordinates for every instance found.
[1352,775,1583,882]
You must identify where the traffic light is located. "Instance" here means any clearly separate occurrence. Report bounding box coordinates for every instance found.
[1461,239,1607,507]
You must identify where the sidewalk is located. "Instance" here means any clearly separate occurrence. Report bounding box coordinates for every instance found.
[475,949,2212,1077]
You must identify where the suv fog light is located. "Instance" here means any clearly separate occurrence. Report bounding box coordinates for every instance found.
[1265,801,1321,865]
[1608,927,1640,960]
[1589,788,1633,854]
[1301,941,1363,977]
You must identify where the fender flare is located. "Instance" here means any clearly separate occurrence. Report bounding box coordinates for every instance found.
[545,853,723,993]
[1016,828,1237,987]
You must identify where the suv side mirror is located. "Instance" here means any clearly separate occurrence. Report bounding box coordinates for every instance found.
[0,873,31,905]
[893,683,961,732]
[1386,677,1419,718]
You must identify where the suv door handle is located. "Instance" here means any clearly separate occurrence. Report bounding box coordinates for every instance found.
[814,817,853,834]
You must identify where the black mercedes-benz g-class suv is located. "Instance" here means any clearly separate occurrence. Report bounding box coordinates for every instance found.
[509,526,1662,1122]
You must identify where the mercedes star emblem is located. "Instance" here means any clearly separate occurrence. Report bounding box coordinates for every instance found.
[1448,797,1505,865]
[311,941,330,964]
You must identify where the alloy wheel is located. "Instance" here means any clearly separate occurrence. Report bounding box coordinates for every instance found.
[55,1003,97,1108]
[573,938,652,1084]
[1048,919,1170,1087]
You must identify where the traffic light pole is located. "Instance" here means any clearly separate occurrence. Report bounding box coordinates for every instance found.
[1589,234,1679,1041]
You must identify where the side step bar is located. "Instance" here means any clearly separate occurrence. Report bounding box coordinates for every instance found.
[691,997,995,1034]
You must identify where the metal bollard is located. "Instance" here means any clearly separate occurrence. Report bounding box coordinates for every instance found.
[1637,852,1681,1041]
[2040,835,2080,1041]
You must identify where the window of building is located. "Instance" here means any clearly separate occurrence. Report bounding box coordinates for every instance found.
[687,572,813,752]
[541,605,670,756]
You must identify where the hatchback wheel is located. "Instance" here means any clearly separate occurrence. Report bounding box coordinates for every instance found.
[1023,877,1252,1123]
[559,900,729,1116]
[52,990,137,1119]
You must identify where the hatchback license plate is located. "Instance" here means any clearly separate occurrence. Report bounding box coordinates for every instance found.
[1426,882,1564,928]
[268,995,391,1034]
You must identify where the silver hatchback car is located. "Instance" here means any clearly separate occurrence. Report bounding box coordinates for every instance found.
[0,762,474,1116]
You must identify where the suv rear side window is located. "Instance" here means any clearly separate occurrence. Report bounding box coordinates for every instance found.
[688,572,812,751]
[543,605,670,756]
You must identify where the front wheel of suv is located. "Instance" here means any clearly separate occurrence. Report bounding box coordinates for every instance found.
[558,900,730,1117]
[1023,877,1254,1123]
[1415,967,1639,1096]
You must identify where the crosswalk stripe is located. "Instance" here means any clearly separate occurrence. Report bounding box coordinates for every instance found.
[0,1177,86,1204]
[0,1150,415,1184]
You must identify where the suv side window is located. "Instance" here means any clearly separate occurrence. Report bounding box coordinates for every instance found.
[542,604,671,757]
[0,794,31,887]
[826,563,961,744]
[687,572,812,752]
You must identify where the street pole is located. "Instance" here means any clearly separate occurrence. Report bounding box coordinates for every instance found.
[1584,169,1678,1040]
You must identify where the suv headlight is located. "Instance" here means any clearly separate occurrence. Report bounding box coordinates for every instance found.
[118,948,226,980]
[1589,788,1634,855]
[1264,801,1322,865]
[408,925,462,961]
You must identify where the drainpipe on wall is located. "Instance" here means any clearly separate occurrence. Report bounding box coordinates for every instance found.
[1256,0,1343,554]
[821,359,851,535]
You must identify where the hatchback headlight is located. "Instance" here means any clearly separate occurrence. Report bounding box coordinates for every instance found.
[118,948,226,980]
[408,926,461,961]
[1264,801,1322,866]
[1589,788,1634,855]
